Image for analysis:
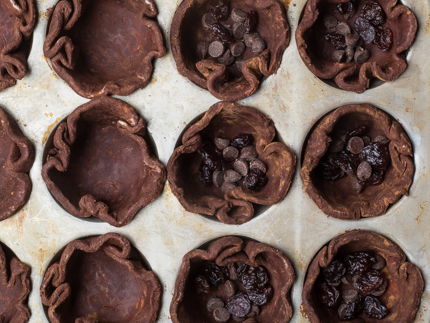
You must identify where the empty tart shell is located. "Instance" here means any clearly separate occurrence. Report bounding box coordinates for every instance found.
[296,0,417,93]
[0,107,35,221]
[40,232,161,323]
[170,236,295,323]
[41,96,166,227]
[0,0,36,92]
[44,0,166,98]
[300,103,414,219]
[167,101,296,225]
[170,0,290,101]
[302,229,424,323]
[0,241,31,323]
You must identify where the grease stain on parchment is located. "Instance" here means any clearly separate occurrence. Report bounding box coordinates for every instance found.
[42,116,62,146]
[425,14,430,34]
[300,303,309,320]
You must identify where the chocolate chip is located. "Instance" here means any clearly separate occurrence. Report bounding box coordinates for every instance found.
[220,280,237,298]
[249,158,266,173]
[230,41,245,57]
[221,181,237,193]
[213,307,230,322]
[233,23,246,39]
[252,38,265,54]
[352,274,360,284]
[371,278,388,297]
[232,316,245,322]
[222,23,233,35]
[336,22,351,35]
[215,137,230,150]
[338,303,350,320]
[336,129,349,143]
[323,14,338,32]
[354,46,370,64]
[213,170,225,187]
[228,263,238,280]
[372,254,386,270]
[247,305,260,317]
[243,319,257,323]
[333,50,345,62]
[345,46,354,63]
[240,145,257,161]
[373,135,390,144]
[362,136,371,146]
[244,32,259,47]
[209,41,225,58]
[345,33,359,47]
[218,49,235,66]
[234,159,249,176]
[341,273,354,285]
[223,146,239,161]
[207,297,224,312]
[351,177,363,193]
[342,289,358,303]
[231,8,247,23]
[328,280,341,286]
[202,13,217,29]
[236,60,244,72]
[224,169,241,183]
[328,138,344,152]
[347,136,364,154]
[357,161,372,181]
[197,41,209,60]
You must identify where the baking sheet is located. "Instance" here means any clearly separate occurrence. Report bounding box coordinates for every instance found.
[0,0,429,321]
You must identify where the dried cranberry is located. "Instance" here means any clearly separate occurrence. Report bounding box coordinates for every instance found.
[333,150,360,174]
[205,262,229,286]
[363,170,384,185]
[344,252,376,275]
[209,0,229,20]
[361,1,386,26]
[210,22,234,44]
[319,162,345,181]
[318,281,340,308]
[244,10,258,33]
[236,262,248,278]
[244,168,268,191]
[195,275,211,294]
[199,142,223,171]
[354,269,384,295]
[374,26,393,51]
[226,292,252,317]
[354,17,376,44]
[231,133,253,148]
[240,265,270,290]
[338,295,364,320]
[198,163,213,186]
[322,260,346,285]
[337,0,356,17]
[364,295,388,319]
[360,142,390,172]
[247,285,273,306]
[325,33,347,50]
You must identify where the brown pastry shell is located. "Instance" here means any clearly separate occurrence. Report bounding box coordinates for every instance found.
[40,232,161,323]
[300,103,414,219]
[302,229,424,323]
[167,101,296,225]
[170,236,295,323]
[43,0,166,98]
[0,0,36,92]
[41,96,166,227]
[0,107,35,221]
[170,0,290,101]
[0,242,31,323]
[296,0,417,93]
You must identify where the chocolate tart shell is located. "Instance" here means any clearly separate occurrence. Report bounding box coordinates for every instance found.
[44,0,166,98]
[300,103,414,219]
[302,229,424,323]
[167,101,296,225]
[170,236,295,323]
[41,96,166,227]
[170,0,290,101]
[296,0,417,93]
[0,0,36,92]
[40,232,161,323]
[0,107,35,221]
[0,242,31,323]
